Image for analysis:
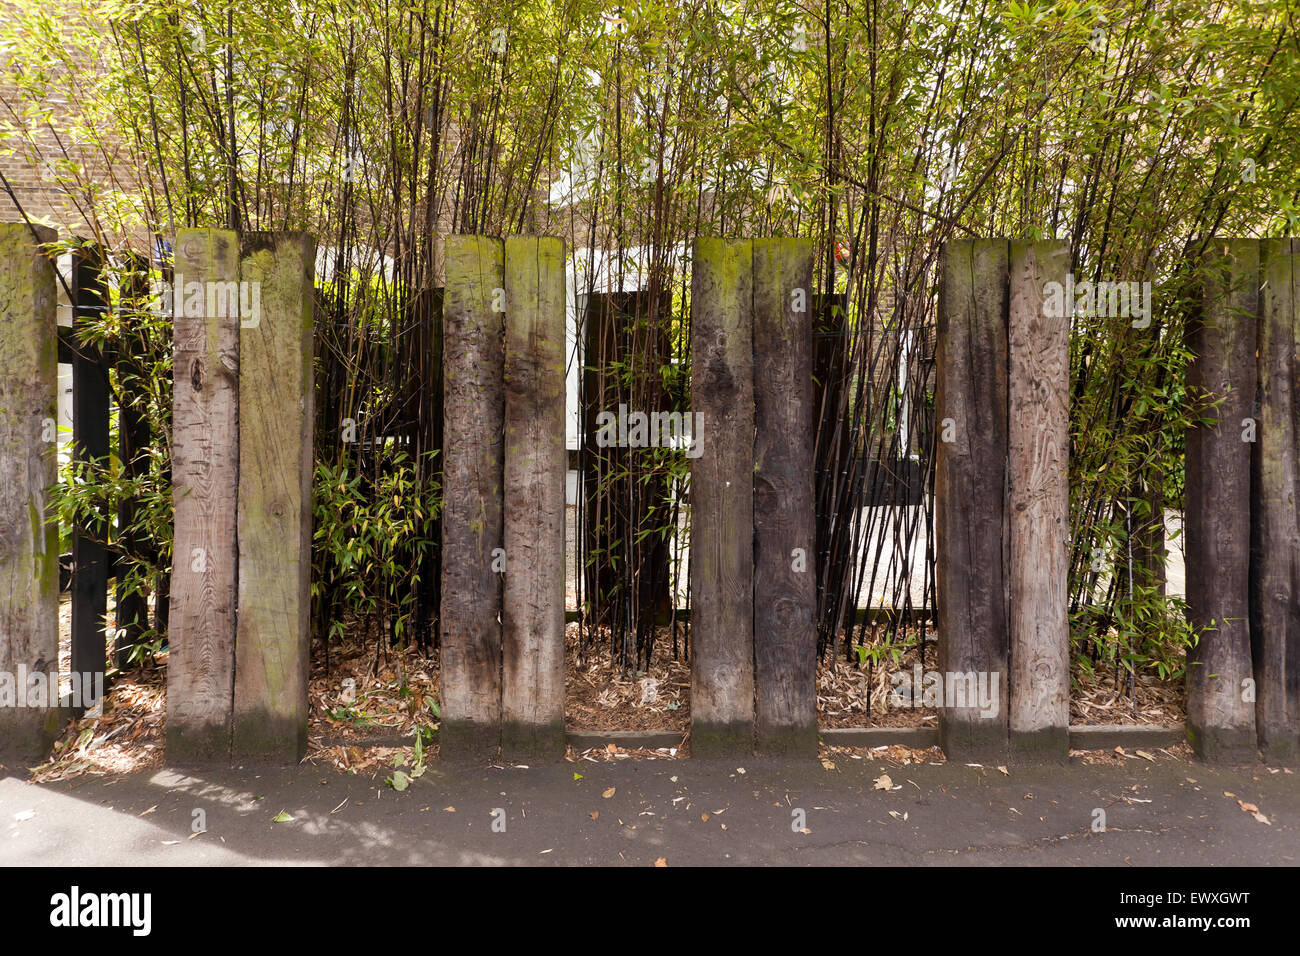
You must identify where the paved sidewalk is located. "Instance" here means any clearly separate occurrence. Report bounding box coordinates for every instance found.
[2,754,1295,866]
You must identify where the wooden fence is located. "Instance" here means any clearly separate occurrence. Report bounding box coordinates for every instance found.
[935,240,1071,763]
[1186,239,1300,765]
[1,227,1296,766]
[0,223,60,763]
[438,236,569,762]
[166,229,315,764]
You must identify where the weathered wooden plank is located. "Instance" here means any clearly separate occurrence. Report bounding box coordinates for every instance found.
[440,236,505,762]
[1252,239,1299,763]
[689,238,755,755]
[0,223,60,762]
[502,236,567,760]
[233,232,316,763]
[1185,241,1259,763]
[935,239,1009,763]
[752,238,816,755]
[1007,241,1071,756]
[1007,241,1070,762]
[167,229,240,765]
[69,245,110,698]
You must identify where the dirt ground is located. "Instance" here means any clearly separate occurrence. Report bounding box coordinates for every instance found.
[28,605,1187,784]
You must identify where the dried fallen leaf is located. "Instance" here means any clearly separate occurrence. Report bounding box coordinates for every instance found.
[1235,800,1271,824]
[588,811,598,820]
[821,759,836,771]
[996,766,1009,776]
[1136,750,1156,761]
[701,812,709,822]
[444,806,456,812]
[873,773,893,791]
[602,787,616,799]
[654,857,668,867]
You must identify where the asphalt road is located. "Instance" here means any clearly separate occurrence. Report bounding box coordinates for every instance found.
[2,752,1294,866]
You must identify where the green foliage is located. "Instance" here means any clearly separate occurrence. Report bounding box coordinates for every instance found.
[311,448,441,647]
[5,0,1297,677]
[854,636,918,671]
[46,247,174,669]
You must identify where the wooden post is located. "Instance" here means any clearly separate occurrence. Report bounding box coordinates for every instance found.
[1252,239,1299,763]
[752,238,817,755]
[935,239,1009,763]
[0,223,59,762]
[167,229,240,764]
[1007,241,1070,761]
[440,236,505,761]
[689,238,755,755]
[69,245,110,698]
[1185,241,1259,763]
[502,236,567,760]
[233,232,316,763]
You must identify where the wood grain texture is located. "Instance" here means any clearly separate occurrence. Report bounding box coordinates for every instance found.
[1185,241,1259,763]
[752,238,816,755]
[502,236,567,760]
[1190,240,1258,764]
[233,232,316,763]
[935,239,1009,764]
[0,223,59,761]
[1252,239,1299,763]
[440,236,505,762]
[167,229,240,765]
[1007,241,1070,762]
[690,238,755,755]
